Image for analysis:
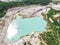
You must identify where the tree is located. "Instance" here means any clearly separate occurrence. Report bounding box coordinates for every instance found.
[23,0,52,5]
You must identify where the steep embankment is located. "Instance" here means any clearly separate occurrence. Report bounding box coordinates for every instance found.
[0,4,60,45]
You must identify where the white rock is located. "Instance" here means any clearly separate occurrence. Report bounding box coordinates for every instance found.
[49,18,54,23]
[7,23,17,39]
[53,14,60,18]
[51,3,60,10]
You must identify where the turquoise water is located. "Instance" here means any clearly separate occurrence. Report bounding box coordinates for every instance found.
[5,16,47,42]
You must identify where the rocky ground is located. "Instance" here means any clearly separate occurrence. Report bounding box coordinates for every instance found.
[2,30,60,45]
[0,4,60,45]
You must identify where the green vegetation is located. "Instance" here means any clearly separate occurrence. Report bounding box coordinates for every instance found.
[43,8,60,31]
[0,1,60,44]
[40,30,60,45]
[47,8,60,31]
[41,8,60,45]
[23,0,52,5]
[0,0,52,18]
[0,1,25,18]
[22,30,60,45]
[23,42,26,45]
